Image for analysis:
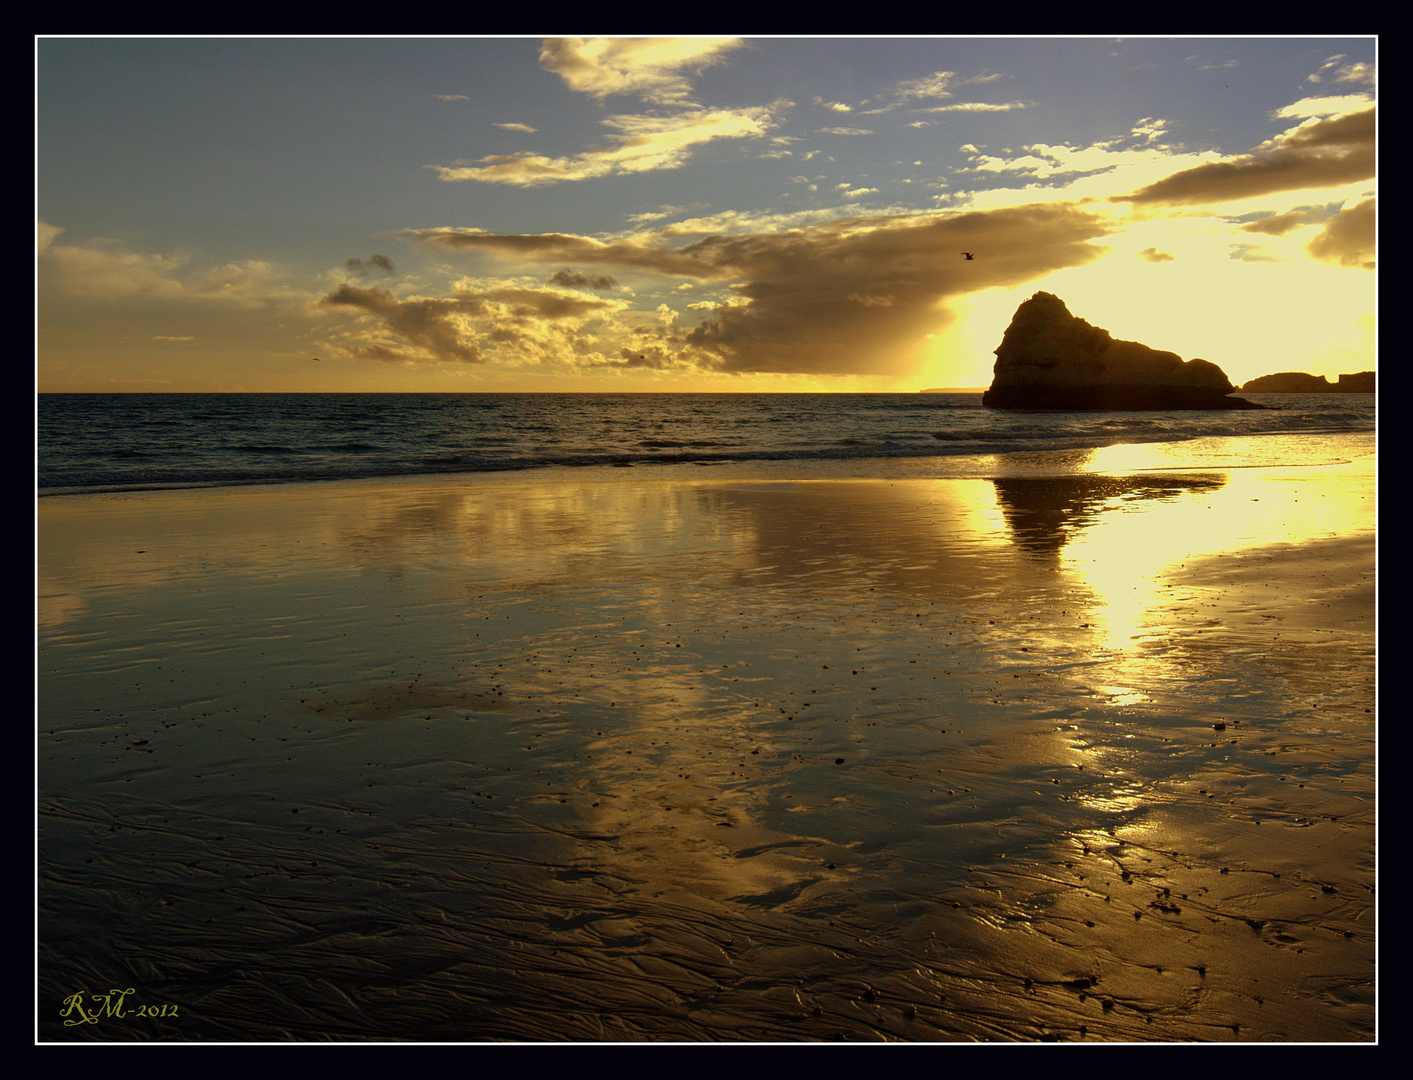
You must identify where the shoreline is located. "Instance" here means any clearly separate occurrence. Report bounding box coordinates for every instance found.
[36,427,1378,501]
[38,450,1376,1041]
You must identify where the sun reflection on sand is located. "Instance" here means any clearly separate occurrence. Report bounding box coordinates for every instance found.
[39,454,1375,1040]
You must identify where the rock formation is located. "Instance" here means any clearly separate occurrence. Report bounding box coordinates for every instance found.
[1338,372,1376,393]
[1240,371,1375,393]
[982,292,1262,411]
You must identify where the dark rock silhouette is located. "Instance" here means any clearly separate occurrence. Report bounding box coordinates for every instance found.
[1241,370,1375,393]
[983,292,1262,411]
[1338,372,1376,392]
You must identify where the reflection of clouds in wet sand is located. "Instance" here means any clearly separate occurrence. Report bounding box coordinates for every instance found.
[39,460,1374,1040]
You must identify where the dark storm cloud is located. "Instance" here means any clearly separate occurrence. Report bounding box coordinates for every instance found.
[1119,107,1374,205]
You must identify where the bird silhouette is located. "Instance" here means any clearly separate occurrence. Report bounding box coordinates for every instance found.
[961,252,975,260]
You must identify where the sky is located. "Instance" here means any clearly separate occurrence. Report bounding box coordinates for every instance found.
[36,36,1377,393]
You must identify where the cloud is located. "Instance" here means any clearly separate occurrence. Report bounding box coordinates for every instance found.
[317,281,623,367]
[40,236,191,301]
[891,71,1019,113]
[319,283,488,364]
[1238,209,1319,236]
[38,225,290,308]
[1307,56,1376,86]
[37,220,62,253]
[407,203,1112,377]
[896,72,953,100]
[538,37,744,105]
[961,137,1170,189]
[1137,246,1174,262]
[36,223,323,383]
[925,101,1027,113]
[345,253,396,277]
[627,205,691,224]
[1275,94,1375,121]
[1333,61,1375,84]
[676,205,1111,376]
[549,269,619,291]
[1119,106,1374,205]
[1225,243,1284,264]
[406,228,740,280]
[1306,197,1375,269]
[1274,106,1375,150]
[894,71,973,101]
[434,39,777,189]
[430,105,782,186]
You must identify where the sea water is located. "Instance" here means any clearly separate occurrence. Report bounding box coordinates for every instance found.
[37,392,1376,494]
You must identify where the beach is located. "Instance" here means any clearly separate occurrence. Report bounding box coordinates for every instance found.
[37,451,1376,1042]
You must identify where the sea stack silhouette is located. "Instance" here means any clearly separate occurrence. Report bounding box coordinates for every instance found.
[1240,370,1375,393]
[982,292,1262,411]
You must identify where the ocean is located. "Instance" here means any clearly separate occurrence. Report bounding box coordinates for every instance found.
[38,392,1376,494]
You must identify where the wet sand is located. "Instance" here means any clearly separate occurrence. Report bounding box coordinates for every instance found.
[37,452,1376,1041]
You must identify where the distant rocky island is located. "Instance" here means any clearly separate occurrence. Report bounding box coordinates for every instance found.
[1240,371,1375,393]
[981,292,1261,411]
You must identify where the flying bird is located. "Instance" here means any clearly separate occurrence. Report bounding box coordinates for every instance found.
[961,252,975,260]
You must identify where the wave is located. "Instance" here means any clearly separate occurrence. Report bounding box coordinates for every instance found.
[38,392,1375,495]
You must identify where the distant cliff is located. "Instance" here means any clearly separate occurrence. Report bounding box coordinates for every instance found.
[983,292,1261,411]
[1240,371,1376,393]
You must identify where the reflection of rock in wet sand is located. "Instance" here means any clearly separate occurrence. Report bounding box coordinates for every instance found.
[992,474,1226,556]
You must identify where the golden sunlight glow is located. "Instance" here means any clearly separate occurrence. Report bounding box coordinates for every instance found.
[1058,455,1371,659]
[1018,226,1375,388]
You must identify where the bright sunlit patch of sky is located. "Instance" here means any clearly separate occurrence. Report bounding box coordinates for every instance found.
[36,36,1376,393]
